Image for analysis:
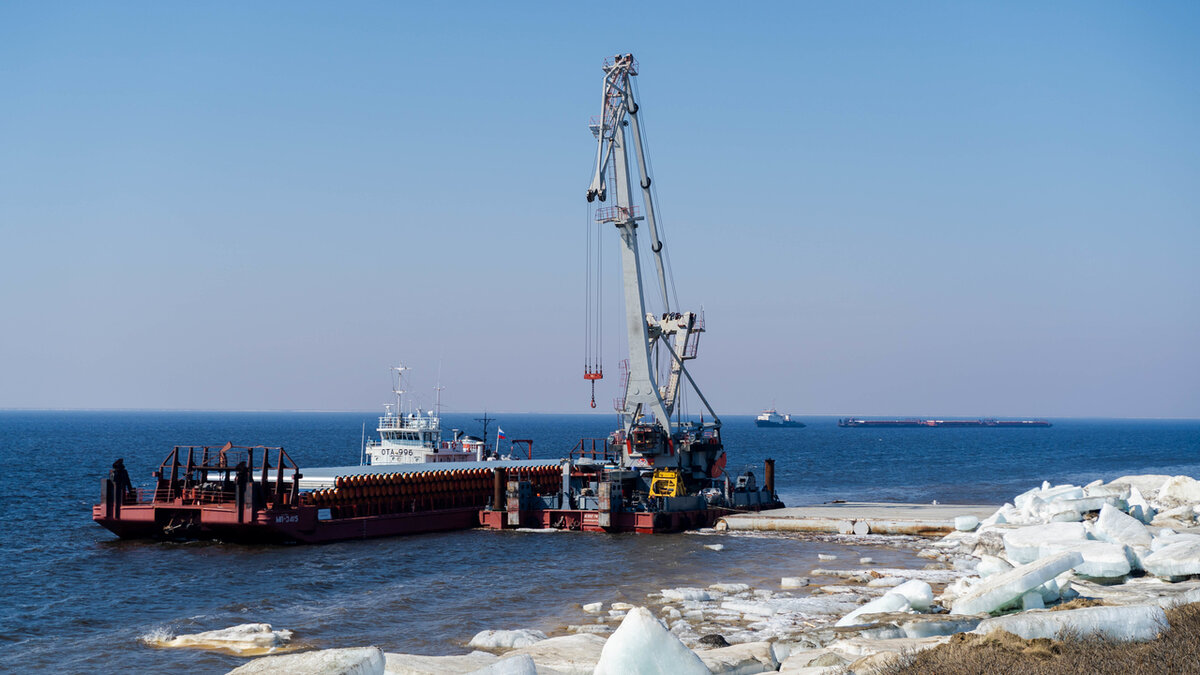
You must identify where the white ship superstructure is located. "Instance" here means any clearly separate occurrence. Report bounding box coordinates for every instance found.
[755,408,805,428]
[757,409,785,425]
[364,365,478,465]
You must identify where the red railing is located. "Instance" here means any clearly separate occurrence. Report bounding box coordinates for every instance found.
[149,444,301,507]
[570,438,615,463]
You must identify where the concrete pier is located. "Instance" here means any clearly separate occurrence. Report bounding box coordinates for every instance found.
[716,502,998,536]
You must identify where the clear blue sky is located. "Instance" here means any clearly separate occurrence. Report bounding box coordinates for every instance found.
[1,2,1197,417]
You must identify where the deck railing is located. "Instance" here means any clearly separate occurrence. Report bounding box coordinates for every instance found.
[148,444,301,508]
[377,416,439,431]
[570,438,614,463]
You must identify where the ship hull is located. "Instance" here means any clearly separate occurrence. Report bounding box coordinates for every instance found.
[93,502,481,544]
[755,420,806,428]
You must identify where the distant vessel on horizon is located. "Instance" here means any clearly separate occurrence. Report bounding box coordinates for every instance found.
[837,417,1052,428]
[755,409,806,428]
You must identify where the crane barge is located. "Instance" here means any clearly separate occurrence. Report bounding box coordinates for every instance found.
[91,54,778,543]
[480,53,781,532]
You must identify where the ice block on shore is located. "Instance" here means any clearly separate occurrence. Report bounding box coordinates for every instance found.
[1002,522,1088,564]
[951,551,1083,615]
[468,629,547,650]
[1142,541,1200,579]
[1058,540,1132,579]
[973,604,1167,642]
[229,646,385,674]
[834,591,911,627]
[148,623,294,655]
[593,607,709,675]
[1095,504,1152,548]
[889,580,934,611]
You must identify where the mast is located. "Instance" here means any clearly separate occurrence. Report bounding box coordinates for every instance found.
[391,364,409,416]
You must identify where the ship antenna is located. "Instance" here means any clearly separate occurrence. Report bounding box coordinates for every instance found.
[435,361,444,418]
[392,364,409,416]
[475,411,495,458]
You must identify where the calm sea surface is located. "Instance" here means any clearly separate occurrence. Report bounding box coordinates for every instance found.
[1,411,1196,672]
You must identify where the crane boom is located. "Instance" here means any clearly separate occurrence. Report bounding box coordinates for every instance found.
[585,54,721,472]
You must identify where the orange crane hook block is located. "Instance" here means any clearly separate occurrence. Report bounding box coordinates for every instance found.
[584,368,603,408]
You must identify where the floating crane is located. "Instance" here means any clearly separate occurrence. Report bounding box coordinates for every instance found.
[585,53,725,487]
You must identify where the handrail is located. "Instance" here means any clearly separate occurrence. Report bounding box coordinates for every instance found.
[570,438,614,463]
[150,444,301,506]
[377,416,439,430]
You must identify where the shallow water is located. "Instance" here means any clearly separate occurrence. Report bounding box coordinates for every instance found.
[0,411,1196,672]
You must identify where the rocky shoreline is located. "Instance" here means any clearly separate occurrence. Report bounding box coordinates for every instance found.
[162,473,1200,674]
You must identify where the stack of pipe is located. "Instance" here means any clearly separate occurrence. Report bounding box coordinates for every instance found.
[303,465,562,518]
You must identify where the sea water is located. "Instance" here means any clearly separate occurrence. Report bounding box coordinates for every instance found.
[0,411,1196,672]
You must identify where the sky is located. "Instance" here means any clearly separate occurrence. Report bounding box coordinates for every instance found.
[1,2,1197,418]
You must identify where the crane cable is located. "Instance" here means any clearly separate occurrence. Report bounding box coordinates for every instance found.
[584,179,605,409]
[631,76,680,311]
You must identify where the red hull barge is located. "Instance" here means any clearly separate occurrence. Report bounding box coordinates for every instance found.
[94,444,779,543]
[94,445,536,544]
[479,507,723,534]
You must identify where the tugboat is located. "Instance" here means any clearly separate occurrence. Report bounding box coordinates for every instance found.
[364,365,479,465]
[755,409,806,428]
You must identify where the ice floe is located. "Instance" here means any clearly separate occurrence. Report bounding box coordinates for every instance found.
[974,604,1167,642]
[834,591,911,627]
[975,554,1013,578]
[466,654,538,675]
[467,629,547,650]
[384,650,498,674]
[953,515,979,532]
[593,607,709,675]
[951,551,1083,615]
[147,623,294,655]
[229,646,384,674]
[1094,503,1152,548]
[1142,541,1200,579]
[694,641,778,674]
[1002,522,1088,564]
[888,580,934,611]
[1157,475,1200,505]
[503,634,606,675]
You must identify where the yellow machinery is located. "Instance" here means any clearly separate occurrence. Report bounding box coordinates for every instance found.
[649,468,683,498]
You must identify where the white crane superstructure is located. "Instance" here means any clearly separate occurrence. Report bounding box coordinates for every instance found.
[585,54,723,480]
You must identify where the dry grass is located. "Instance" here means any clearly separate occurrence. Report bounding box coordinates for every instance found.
[869,602,1200,675]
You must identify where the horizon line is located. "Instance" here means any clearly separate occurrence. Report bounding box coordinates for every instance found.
[0,407,1197,421]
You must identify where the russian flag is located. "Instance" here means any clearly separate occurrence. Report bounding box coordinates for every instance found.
[497,427,506,441]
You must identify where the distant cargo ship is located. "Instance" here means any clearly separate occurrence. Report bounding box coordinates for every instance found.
[756,409,806,428]
[837,418,1051,428]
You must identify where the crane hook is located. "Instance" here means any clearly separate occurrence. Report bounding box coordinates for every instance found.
[590,380,597,408]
